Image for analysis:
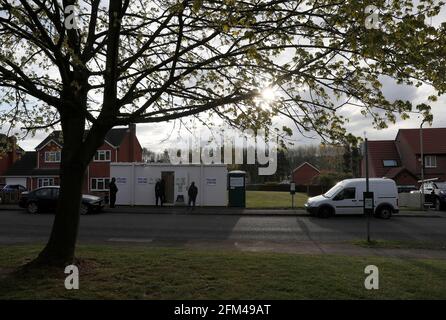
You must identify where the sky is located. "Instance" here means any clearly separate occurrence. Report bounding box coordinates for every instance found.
[10,72,446,152]
[15,82,446,153]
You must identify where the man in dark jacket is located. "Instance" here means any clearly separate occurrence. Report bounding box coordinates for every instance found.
[188,182,198,210]
[109,177,118,208]
[155,179,163,207]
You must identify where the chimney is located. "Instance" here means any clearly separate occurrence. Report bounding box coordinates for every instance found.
[9,136,18,165]
[128,123,136,162]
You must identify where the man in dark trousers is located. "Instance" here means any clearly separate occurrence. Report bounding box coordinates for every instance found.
[109,177,118,208]
[155,179,163,207]
[188,181,198,210]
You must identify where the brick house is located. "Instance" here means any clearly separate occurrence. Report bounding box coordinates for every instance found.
[2,124,142,194]
[292,162,320,185]
[361,128,446,186]
[0,135,24,182]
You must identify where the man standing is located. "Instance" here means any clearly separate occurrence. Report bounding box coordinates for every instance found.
[109,177,118,208]
[188,181,198,210]
[155,179,162,207]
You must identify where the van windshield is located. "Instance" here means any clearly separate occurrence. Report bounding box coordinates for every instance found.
[323,184,343,198]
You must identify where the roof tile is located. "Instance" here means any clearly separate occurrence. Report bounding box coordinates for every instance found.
[397,128,446,154]
[2,152,37,176]
[367,140,401,177]
[35,127,129,150]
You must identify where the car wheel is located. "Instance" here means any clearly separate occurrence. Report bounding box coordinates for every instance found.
[79,204,89,215]
[318,206,333,218]
[434,198,441,211]
[377,206,392,219]
[27,202,39,214]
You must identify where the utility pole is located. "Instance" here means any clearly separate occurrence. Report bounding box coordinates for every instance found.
[365,138,371,242]
[290,181,296,209]
[420,120,425,211]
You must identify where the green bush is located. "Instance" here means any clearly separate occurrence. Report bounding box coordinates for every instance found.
[313,172,353,188]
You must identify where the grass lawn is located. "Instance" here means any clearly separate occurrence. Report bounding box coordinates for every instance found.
[246,191,308,208]
[1,245,446,299]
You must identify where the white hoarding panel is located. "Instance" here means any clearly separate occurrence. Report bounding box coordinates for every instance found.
[111,163,227,206]
[110,165,133,205]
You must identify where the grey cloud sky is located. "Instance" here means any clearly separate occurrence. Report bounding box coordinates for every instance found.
[14,83,445,152]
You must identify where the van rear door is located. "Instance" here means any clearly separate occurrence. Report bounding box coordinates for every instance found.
[370,181,397,211]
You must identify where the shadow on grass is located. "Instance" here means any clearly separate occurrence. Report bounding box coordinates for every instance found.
[352,239,446,251]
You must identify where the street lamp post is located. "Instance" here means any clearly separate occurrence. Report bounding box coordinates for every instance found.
[420,120,425,211]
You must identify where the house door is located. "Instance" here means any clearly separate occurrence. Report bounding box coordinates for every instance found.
[161,171,175,204]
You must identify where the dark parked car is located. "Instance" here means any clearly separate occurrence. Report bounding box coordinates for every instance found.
[426,182,446,211]
[411,181,446,211]
[19,186,104,214]
[2,184,27,192]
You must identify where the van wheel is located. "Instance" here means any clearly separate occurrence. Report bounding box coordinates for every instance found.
[27,202,38,214]
[318,206,333,218]
[377,206,392,219]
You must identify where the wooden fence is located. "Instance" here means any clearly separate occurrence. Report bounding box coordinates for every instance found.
[0,190,22,204]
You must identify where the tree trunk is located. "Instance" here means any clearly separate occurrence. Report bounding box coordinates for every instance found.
[35,158,86,266]
[30,84,90,267]
[24,1,122,266]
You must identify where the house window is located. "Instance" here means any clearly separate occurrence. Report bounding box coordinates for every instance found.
[38,178,55,188]
[44,151,61,163]
[424,155,437,168]
[94,150,111,162]
[91,178,110,191]
[383,160,398,167]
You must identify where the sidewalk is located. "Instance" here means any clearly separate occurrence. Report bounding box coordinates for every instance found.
[1,203,444,217]
[109,206,307,216]
[97,206,446,217]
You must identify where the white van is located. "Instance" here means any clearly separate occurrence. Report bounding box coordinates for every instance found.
[305,178,399,219]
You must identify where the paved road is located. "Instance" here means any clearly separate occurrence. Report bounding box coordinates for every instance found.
[0,210,445,245]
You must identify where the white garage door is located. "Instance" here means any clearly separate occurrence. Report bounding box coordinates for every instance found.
[5,177,27,188]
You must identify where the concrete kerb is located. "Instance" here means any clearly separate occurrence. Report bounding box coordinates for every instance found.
[101,206,444,218]
[0,204,21,211]
[0,204,444,218]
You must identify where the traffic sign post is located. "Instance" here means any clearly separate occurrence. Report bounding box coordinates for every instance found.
[364,191,374,242]
[290,182,296,209]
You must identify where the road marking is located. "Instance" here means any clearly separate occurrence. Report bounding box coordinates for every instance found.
[107,238,153,243]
